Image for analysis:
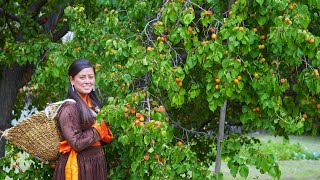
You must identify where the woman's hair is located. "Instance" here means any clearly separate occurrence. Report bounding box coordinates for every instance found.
[67,58,102,126]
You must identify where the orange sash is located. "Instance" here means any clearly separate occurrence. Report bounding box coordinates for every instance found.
[59,140,100,180]
[65,150,78,180]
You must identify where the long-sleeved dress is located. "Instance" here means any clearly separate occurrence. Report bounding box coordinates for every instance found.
[53,101,107,180]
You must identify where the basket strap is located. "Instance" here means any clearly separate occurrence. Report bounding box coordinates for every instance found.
[90,109,97,117]
[51,99,76,105]
[44,99,98,119]
[0,129,8,141]
[45,99,76,119]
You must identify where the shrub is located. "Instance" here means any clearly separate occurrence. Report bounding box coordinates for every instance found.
[259,139,320,160]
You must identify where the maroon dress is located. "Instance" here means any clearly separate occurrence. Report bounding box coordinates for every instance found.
[53,102,107,180]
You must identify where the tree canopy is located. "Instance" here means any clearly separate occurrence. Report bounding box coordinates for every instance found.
[0,0,319,179]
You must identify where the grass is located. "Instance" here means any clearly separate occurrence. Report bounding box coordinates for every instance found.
[218,134,320,180]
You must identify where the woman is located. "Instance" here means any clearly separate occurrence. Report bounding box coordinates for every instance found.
[53,59,113,180]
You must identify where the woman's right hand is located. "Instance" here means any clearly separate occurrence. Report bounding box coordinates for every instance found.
[92,120,113,143]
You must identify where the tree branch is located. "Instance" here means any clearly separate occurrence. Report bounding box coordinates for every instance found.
[52,24,69,42]
[31,0,48,18]
[1,0,9,7]
[5,18,22,41]
[188,118,214,141]
[172,51,187,66]
[44,5,65,33]
[0,7,20,22]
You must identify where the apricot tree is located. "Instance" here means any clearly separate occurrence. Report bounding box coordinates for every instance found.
[1,0,319,179]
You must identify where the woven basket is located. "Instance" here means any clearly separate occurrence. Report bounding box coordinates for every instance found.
[2,99,75,162]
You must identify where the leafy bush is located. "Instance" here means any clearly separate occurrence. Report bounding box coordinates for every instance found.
[259,139,320,160]
[222,134,281,179]
[190,136,217,164]
[0,144,54,179]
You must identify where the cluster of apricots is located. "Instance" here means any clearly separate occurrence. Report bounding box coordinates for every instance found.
[175,77,183,87]
[233,76,242,84]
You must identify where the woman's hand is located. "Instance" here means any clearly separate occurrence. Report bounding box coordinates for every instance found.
[92,120,113,143]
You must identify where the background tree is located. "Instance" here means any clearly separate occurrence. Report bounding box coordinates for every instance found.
[0,0,71,157]
[1,0,319,179]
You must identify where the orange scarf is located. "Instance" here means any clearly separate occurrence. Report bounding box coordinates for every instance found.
[59,95,100,180]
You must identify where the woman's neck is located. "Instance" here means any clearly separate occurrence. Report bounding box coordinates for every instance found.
[76,92,92,107]
[77,93,88,101]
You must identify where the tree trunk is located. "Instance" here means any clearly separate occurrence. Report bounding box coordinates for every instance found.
[0,63,34,157]
[215,100,227,178]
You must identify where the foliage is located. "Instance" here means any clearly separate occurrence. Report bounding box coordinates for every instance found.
[100,93,212,179]
[1,0,320,179]
[190,136,217,164]
[259,139,320,160]
[222,134,281,179]
[0,144,54,179]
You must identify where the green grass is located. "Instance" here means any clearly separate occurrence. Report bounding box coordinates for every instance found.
[218,134,320,180]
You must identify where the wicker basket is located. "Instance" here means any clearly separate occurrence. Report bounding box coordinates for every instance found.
[2,99,75,162]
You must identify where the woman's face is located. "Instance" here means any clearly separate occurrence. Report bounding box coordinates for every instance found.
[70,67,95,96]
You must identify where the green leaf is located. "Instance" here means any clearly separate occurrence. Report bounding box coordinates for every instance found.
[260,93,269,101]
[228,40,240,51]
[239,165,249,178]
[207,82,213,91]
[169,10,177,22]
[222,59,230,68]
[119,135,129,145]
[186,55,197,69]
[256,0,264,6]
[213,91,220,98]
[5,144,11,152]
[316,82,320,94]
[261,158,269,172]
[209,100,218,112]
[123,74,132,83]
[236,31,244,40]
[171,94,185,106]
[183,13,195,25]
[238,81,244,90]
[230,164,238,177]
[144,136,150,145]
[189,89,200,99]
[268,166,277,178]
[8,170,15,178]
[226,87,233,97]
[148,147,154,153]
[258,16,266,26]
[169,30,181,44]
[220,29,230,40]
[240,114,248,123]
[131,161,139,172]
